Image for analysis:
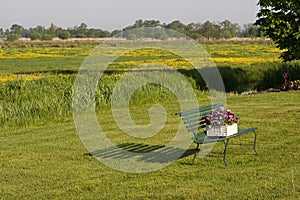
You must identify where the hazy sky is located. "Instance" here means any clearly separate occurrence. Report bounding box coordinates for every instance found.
[1,0,259,31]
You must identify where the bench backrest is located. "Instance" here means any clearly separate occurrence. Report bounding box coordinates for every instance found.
[178,103,224,136]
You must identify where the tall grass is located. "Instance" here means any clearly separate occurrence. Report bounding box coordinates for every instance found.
[0,75,74,127]
[0,73,191,127]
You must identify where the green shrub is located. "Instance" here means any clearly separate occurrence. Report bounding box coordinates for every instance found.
[41,34,53,41]
[29,31,41,40]
[59,31,71,40]
[5,33,19,42]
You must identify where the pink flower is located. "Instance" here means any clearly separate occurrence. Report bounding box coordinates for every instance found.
[205,116,212,121]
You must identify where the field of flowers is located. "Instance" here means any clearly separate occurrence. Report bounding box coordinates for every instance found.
[0,41,284,73]
[205,44,282,65]
[0,46,90,59]
[0,40,299,127]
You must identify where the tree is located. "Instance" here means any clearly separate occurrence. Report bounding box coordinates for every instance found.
[54,27,63,38]
[0,28,4,38]
[29,31,41,40]
[10,24,25,37]
[48,23,58,37]
[6,33,19,41]
[58,30,71,40]
[184,23,202,39]
[41,34,53,41]
[219,20,239,39]
[242,24,262,38]
[31,26,47,35]
[133,19,143,28]
[200,21,214,40]
[165,20,186,33]
[255,0,300,61]
[79,22,87,30]
[110,30,122,37]
[5,29,9,35]
[71,23,88,38]
[142,20,160,28]
[86,28,109,38]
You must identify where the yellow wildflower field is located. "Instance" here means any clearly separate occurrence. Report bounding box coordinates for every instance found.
[0,47,91,59]
[0,42,284,82]
[0,73,52,82]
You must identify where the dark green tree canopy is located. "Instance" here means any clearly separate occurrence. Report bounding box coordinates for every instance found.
[58,30,71,40]
[10,24,24,35]
[255,0,300,61]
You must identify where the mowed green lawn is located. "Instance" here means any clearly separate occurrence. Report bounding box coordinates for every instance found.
[1,92,299,199]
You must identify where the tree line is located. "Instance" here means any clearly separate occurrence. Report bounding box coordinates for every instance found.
[0,23,110,41]
[0,19,263,42]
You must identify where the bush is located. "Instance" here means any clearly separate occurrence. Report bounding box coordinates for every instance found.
[41,34,53,41]
[59,31,71,40]
[29,31,41,40]
[5,33,19,42]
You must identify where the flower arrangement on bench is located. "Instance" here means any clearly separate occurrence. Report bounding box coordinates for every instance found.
[281,72,300,91]
[205,107,240,137]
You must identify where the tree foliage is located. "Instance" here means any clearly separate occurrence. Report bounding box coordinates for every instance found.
[120,19,243,40]
[0,20,273,41]
[29,31,41,40]
[255,0,300,61]
[0,28,4,38]
[58,31,71,40]
[41,34,53,41]
[10,24,25,36]
[242,24,263,38]
[6,33,19,41]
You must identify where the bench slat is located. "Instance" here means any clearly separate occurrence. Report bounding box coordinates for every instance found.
[181,112,210,122]
[183,117,205,125]
[179,103,224,116]
[186,124,206,133]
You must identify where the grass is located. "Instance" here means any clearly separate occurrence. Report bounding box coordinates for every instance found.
[0,57,84,73]
[1,92,299,199]
[0,40,299,199]
[0,75,75,127]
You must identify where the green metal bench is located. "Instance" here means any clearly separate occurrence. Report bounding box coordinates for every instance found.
[178,103,258,166]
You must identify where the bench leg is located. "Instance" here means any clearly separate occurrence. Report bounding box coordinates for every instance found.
[223,139,230,167]
[253,130,259,156]
[192,144,200,164]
